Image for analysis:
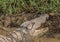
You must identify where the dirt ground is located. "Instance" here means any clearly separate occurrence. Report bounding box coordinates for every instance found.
[40,36,60,42]
[33,35,60,42]
[40,15,60,42]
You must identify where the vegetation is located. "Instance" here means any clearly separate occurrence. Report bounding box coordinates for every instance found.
[0,0,60,15]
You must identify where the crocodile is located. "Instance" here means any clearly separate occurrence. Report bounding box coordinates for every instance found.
[0,14,49,42]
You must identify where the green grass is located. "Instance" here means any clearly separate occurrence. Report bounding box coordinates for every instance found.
[0,0,60,15]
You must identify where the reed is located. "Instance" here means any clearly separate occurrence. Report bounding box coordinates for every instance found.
[0,0,60,15]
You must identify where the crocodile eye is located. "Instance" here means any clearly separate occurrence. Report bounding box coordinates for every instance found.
[32,22,35,25]
[27,22,35,30]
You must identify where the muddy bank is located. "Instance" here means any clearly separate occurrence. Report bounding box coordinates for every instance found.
[44,15,60,38]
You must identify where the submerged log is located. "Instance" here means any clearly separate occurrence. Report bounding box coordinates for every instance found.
[0,14,49,42]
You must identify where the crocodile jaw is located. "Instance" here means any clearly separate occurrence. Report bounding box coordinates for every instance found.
[31,27,49,37]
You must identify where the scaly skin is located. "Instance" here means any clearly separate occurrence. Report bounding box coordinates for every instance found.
[0,27,48,42]
[21,14,49,35]
[0,14,49,42]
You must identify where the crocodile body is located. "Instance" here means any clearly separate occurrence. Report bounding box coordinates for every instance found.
[0,14,49,42]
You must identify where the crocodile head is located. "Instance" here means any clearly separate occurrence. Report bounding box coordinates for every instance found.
[30,27,49,37]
